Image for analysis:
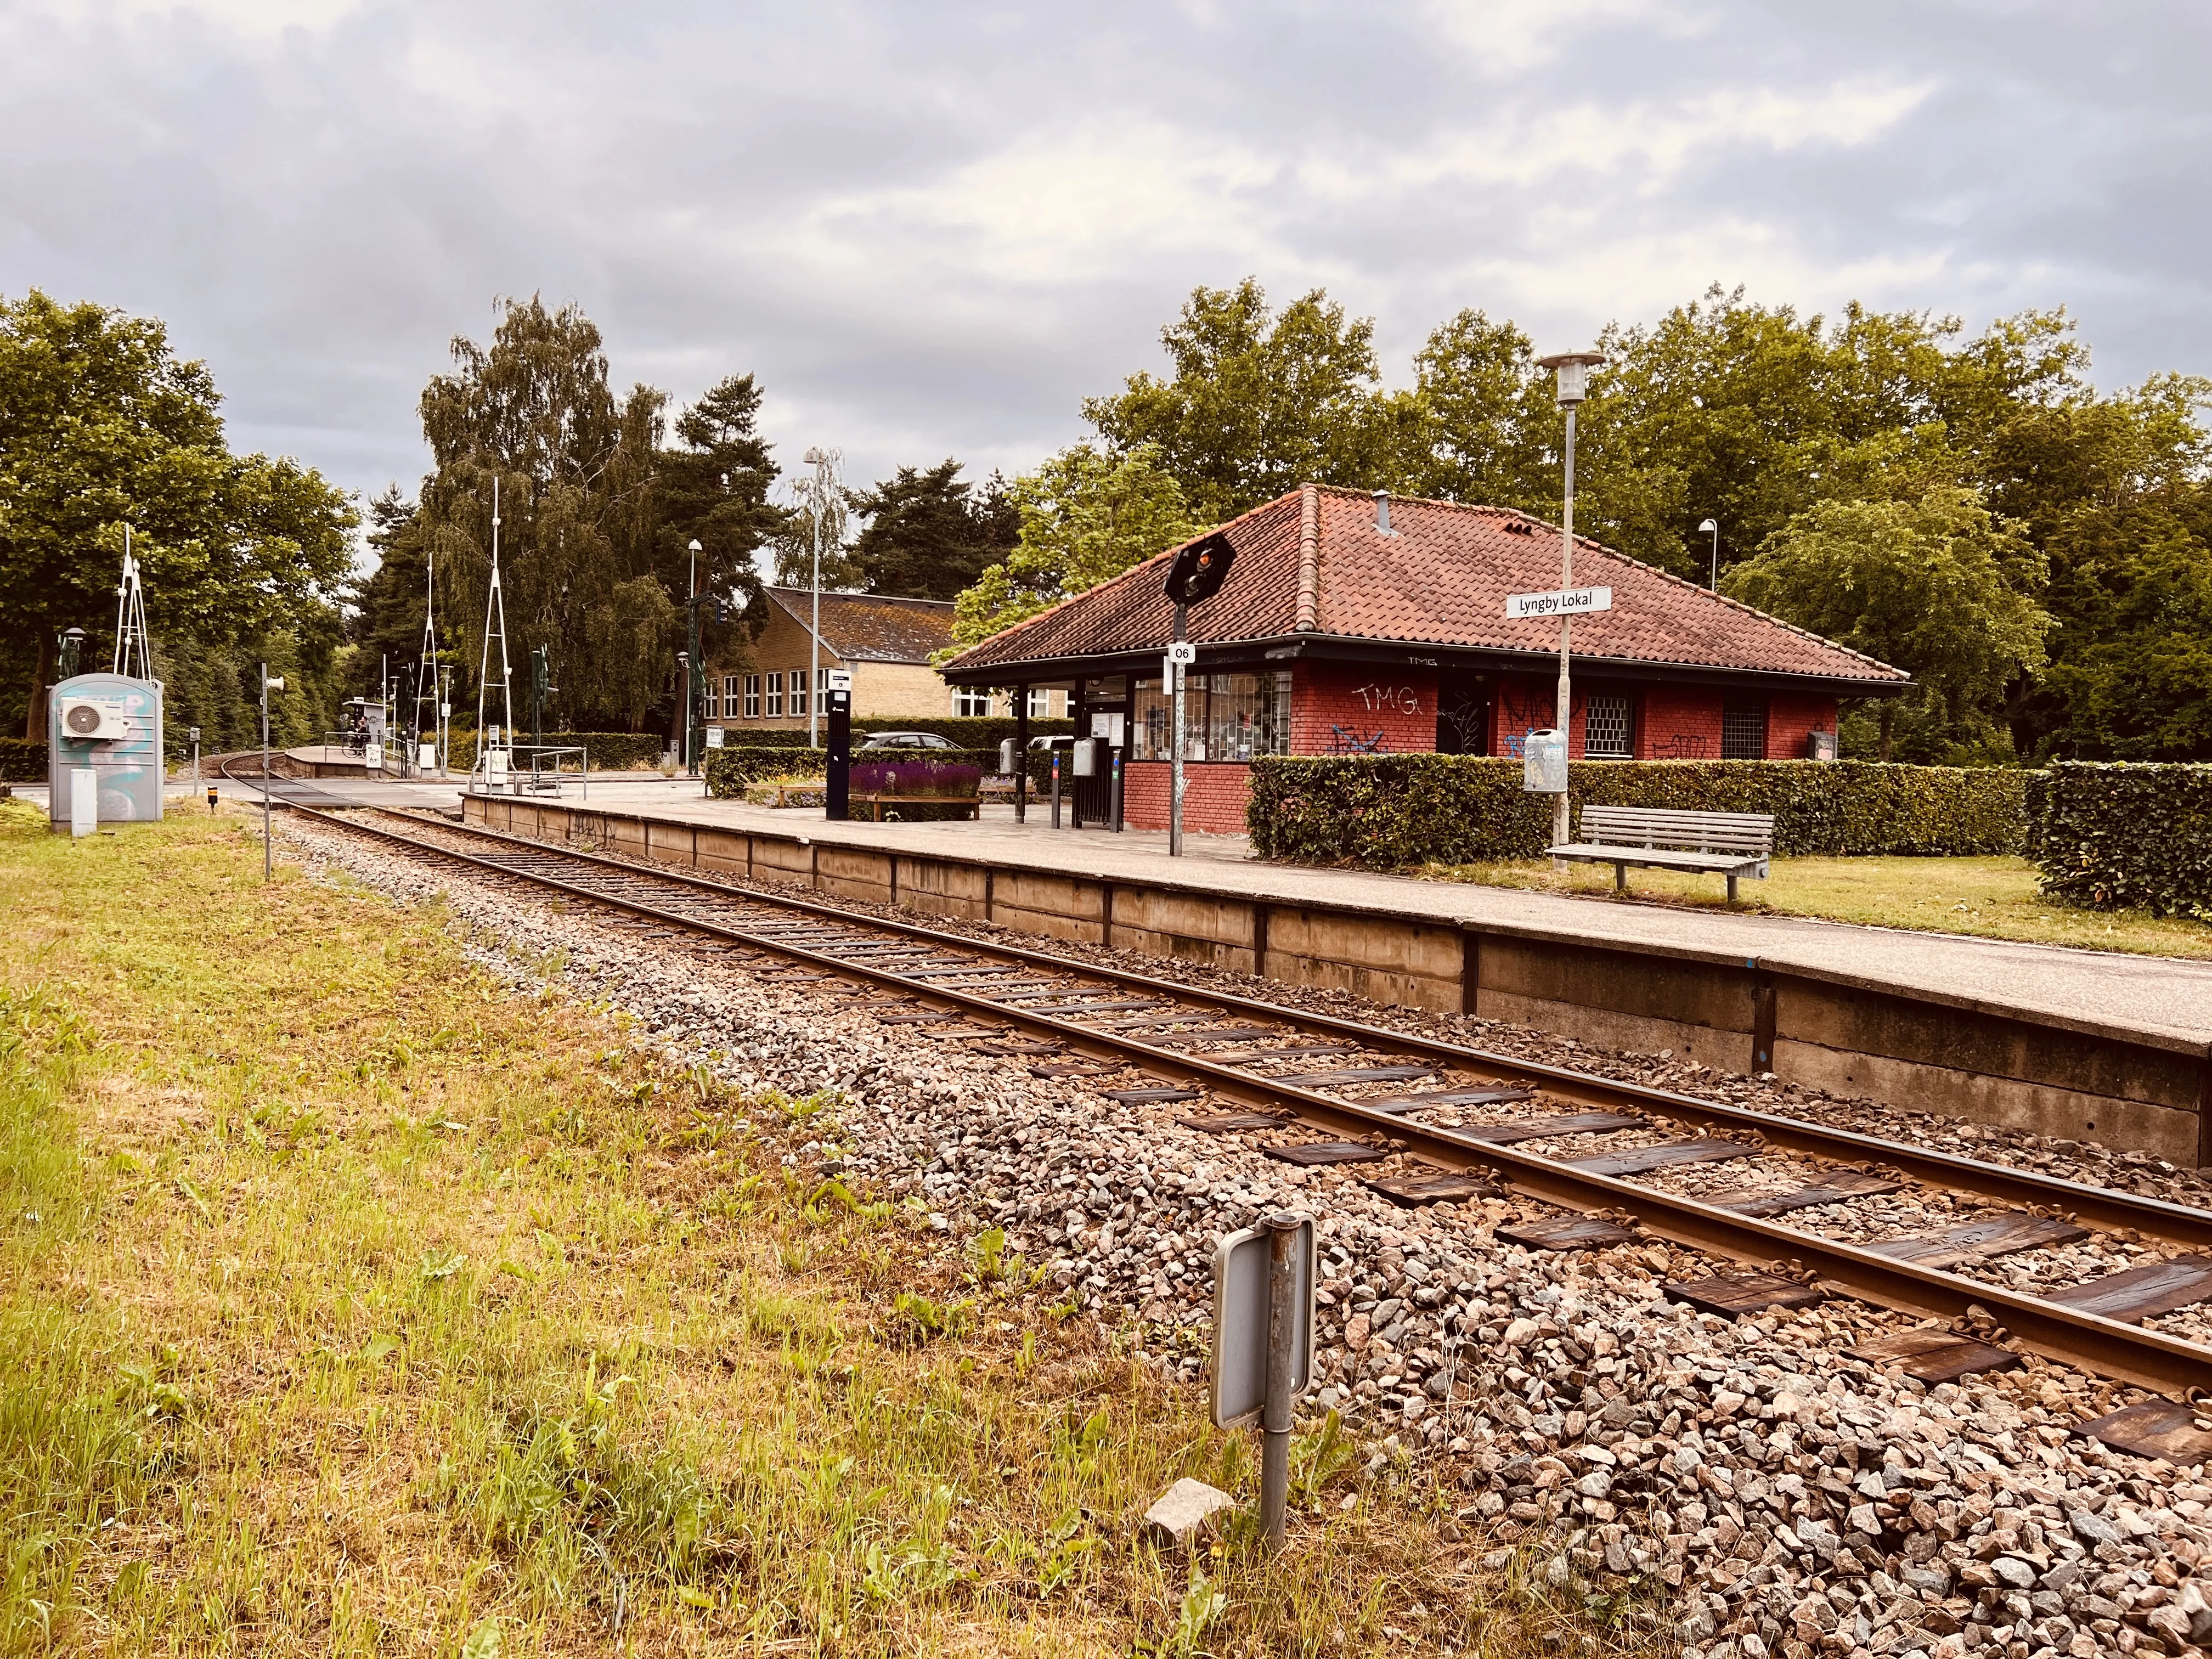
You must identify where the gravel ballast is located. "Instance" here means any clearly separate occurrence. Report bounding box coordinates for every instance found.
[287,812,2212,1659]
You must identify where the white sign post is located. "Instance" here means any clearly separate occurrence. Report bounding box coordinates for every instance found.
[1211,1212,1314,1551]
[1505,586,1613,621]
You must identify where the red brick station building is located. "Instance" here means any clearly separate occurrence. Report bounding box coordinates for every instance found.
[940,484,1910,834]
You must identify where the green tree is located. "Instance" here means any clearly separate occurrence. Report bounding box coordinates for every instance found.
[0,290,354,737]
[1082,280,1418,521]
[410,296,676,733]
[654,374,787,627]
[1723,487,2053,762]
[847,460,1018,601]
[951,443,1200,648]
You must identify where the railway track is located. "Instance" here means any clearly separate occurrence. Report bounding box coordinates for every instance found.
[272,794,2212,1425]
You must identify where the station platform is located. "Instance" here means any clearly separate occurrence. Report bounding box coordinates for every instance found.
[555,780,2212,1051]
[216,770,2212,1161]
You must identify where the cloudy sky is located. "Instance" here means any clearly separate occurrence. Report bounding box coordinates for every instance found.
[4,0,2207,538]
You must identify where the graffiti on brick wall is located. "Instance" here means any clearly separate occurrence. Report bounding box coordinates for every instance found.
[1658,734,1711,758]
[1495,685,1553,759]
[1351,682,1421,714]
[1327,726,1389,754]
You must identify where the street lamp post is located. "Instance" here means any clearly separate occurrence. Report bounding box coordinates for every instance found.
[1700,518,1720,590]
[1534,350,1604,858]
[685,538,703,775]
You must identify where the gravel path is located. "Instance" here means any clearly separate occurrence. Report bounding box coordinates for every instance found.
[289,813,2212,1659]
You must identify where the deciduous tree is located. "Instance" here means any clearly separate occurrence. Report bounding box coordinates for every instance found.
[951,444,1199,648]
[1723,487,2052,762]
[0,290,353,736]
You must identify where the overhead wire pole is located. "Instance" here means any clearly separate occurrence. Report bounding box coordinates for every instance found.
[800,448,839,749]
[414,521,441,776]
[474,475,514,790]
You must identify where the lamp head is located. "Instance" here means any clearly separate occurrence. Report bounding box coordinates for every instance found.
[1536,350,1604,406]
[1699,518,1719,534]
[688,539,702,553]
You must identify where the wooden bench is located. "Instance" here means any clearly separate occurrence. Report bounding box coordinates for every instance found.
[1547,805,1775,902]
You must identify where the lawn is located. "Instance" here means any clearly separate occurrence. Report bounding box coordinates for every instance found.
[0,802,1596,1657]
[1414,852,2212,960]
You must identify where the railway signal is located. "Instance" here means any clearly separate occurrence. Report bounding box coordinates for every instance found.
[1162,531,1238,857]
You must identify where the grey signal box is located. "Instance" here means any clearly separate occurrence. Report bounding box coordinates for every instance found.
[49,673,165,830]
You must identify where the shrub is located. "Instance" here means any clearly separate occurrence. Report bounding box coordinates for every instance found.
[706,746,1000,802]
[2025,761,2212,916]
[706,747,826,797]
[1246,757,2030,867]
[0,740,47,783]
[710,716,1073,752]
[850,760,981,798]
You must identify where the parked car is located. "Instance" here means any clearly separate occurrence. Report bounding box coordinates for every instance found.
[856,731,957,750]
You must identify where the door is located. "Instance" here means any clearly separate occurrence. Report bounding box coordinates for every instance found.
[1435,669,1491,755]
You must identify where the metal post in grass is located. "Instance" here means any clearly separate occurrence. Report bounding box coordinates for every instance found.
[1211,1211,1313,1553]
[260,664,285,881]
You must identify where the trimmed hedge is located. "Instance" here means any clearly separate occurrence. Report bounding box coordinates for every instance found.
[2025,762,2212,916]
[0,739,46,783]
[714,716,1073,751]
[1247,757,2030,867]
[704,746,1002,799]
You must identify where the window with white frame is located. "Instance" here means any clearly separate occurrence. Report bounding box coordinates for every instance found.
[789,668,808,718]
[1027,687,1055,718]
[721,675,740,721]
[743,674,760,719]
[1584,693,1632,758]
[765,672,783,718]
[952,686,992,717]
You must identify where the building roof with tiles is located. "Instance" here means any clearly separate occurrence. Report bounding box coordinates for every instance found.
[763,586,957,664]
[940,484,1910,693]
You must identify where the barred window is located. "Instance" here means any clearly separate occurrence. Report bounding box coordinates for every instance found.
[743,675,760,719]
[1584,693,1631,758]
[765,672,783,718]
[1721,700,1769,760]
[1130,671,1292,761]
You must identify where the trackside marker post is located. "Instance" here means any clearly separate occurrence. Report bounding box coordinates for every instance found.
[1211,1210,1314,1550]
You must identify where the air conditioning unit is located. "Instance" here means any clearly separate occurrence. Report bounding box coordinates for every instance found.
[59,697,127,741]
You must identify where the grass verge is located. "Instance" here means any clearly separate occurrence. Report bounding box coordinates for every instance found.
[0,801,1638,1656]
[1415,853,2212,959]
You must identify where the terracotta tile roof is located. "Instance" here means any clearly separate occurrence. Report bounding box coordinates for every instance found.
[943,486,1908,687]
[765,587,956,664]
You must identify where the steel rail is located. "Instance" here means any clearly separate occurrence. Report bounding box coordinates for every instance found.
[284,803,2212,1394]
[360,804,2212,1255]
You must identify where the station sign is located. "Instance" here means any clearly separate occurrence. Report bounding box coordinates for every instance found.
[1505,586,1613,620]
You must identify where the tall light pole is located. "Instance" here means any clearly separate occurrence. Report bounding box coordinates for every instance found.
[685,538,703,774]
[1700,518,1720,590]
[1534,350,1604,856]
[800,448,840,748]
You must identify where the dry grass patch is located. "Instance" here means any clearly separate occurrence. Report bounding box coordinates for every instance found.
[1418,851,2212,958]
[0,803,1654,1656]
